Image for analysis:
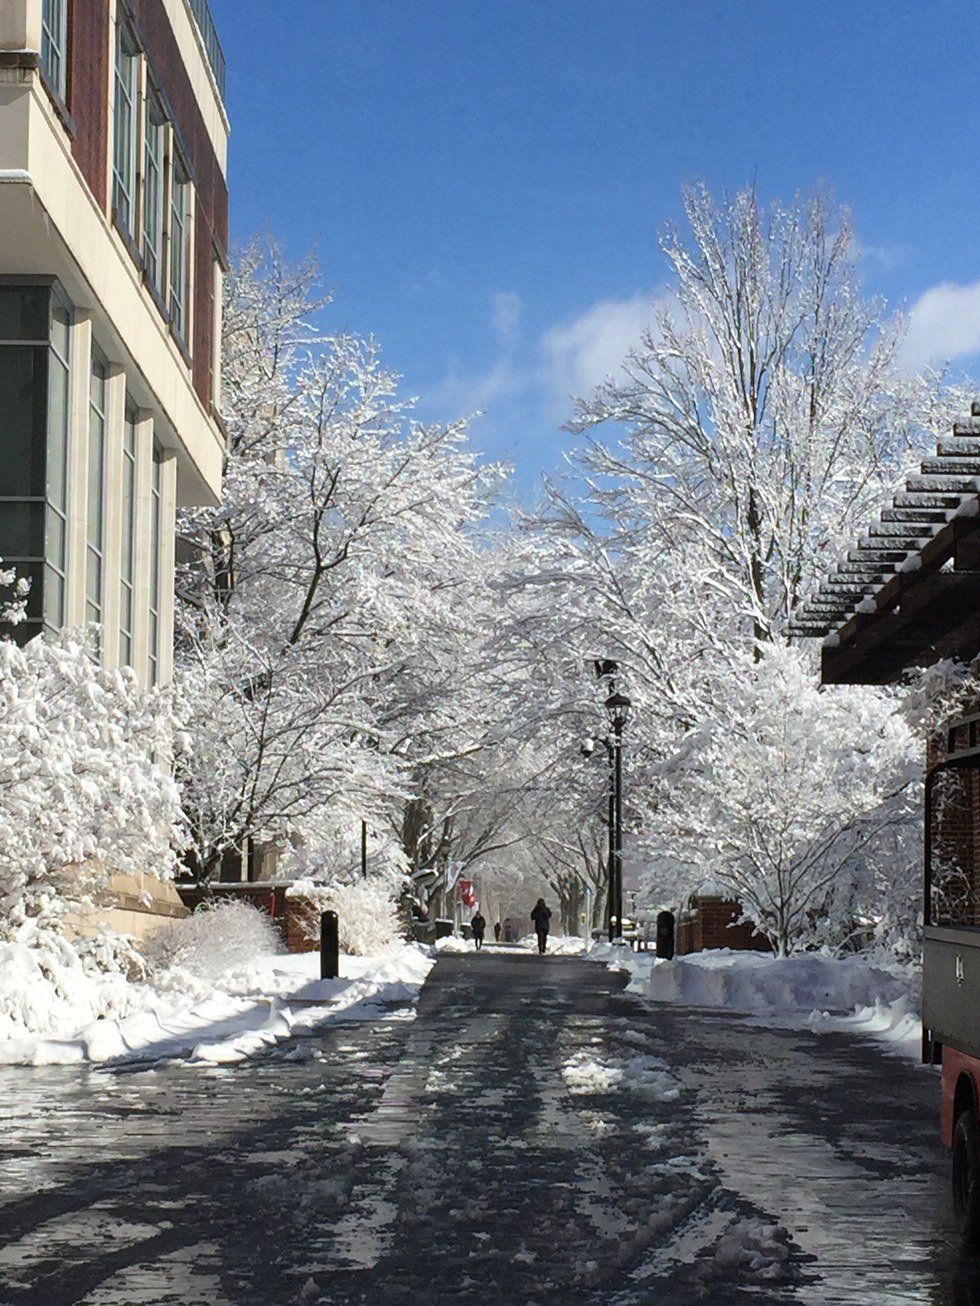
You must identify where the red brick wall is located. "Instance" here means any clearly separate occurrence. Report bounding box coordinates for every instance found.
[132,0,228,411]
[675,897,770,956]
[64,1,228,411]
[68,0,111,203]
[928,712,980,928]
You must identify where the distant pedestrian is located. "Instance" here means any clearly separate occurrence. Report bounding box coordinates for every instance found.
[530,899,552,954]
[493,921,502,943]
[471,912,487,950]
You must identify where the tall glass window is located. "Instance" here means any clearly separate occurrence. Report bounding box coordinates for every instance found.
[112,22,140,232]
[119,403,137,668]
[86,353,108,631]
[40,0,67,100]
[169,155,191,340]
[0,287,51,643]
[148,442,163,685]
[142,87,167,294]
[45,298,70,631]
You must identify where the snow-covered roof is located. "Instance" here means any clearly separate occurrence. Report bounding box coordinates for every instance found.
[790,404,980,681]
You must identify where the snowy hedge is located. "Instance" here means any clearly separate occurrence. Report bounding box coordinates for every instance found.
[0,633,181,939]
[286,877,403,956]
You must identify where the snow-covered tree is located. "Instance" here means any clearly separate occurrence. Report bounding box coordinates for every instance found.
[564,184,958,653]
[512,184,963,948]
[175,243,506,889]
[644,644,919,954]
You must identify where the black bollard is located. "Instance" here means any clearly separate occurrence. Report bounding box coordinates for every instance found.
[320,910,339,979]
[656,910,675,960]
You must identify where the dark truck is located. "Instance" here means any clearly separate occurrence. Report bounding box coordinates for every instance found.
[791,401,980,1240]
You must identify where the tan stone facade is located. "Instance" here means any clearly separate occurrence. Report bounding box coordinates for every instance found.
[0,1,228,935]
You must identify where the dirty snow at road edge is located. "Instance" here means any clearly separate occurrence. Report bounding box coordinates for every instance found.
[589,944,922,1057]
[0,942,434,1068]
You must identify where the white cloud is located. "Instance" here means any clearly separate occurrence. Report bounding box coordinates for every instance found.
[540,291,654,412]
[424,288,663,440]
[425,357,525,418]
[491,291,523,346]
[901,279,980,369]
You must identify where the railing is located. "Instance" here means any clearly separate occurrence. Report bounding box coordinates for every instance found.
[187,0,226,102]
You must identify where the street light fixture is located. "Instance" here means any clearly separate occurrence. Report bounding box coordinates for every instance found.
[604,688,631,942]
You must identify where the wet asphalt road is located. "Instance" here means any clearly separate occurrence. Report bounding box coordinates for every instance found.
[0,950,977,1305]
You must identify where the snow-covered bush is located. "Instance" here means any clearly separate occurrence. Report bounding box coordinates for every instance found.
[0,933,145,1040]
[142,898,282,982]
[287,877,403,956]
[0,558,29,626]
[0,632,181,939]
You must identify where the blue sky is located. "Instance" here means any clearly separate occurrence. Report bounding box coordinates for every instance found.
[209,0,980,493]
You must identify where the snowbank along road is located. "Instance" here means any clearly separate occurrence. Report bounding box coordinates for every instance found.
[0,950,975,1303]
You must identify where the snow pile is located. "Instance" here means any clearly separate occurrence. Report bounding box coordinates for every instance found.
[701,1218,794,1282]
[434,935,473,953]
[642,949,911,1016]
[0,942,434,1068]
[562,1048,681,1101]
[592,945,922,1056]
[516,934,587,955]
[563,1051,624,1095]
[0,936,143,1042]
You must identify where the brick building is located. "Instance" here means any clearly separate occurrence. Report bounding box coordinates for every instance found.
[0,0,229,932]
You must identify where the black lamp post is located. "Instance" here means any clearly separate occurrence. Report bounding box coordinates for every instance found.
[604,689,632,941]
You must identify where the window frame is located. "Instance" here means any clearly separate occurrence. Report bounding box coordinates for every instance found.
[112,18,141,236]
[40,0,68,101]
[168,149,192,344]
[85,349,109,631]
[141,83,168,296]
[119,401,138,669]
[148,440,164,685]
[43,292,71,633]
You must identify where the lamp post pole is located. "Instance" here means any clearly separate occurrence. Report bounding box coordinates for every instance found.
[612,712,624,940]
[604,689,631,942]
[585,662,631,944]
[605,737,616,942]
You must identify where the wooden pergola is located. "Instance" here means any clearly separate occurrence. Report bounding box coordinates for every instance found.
[791,404,980,682]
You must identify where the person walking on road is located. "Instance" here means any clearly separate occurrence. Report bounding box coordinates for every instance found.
[471,912,487,950]
[493,921,502,943]
[531,899,552,954]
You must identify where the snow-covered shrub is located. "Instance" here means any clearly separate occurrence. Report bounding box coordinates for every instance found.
[142,898,282,982]
[0,558,29,626]
[76,928,148,982]
[0,632,181,939]
[288,877,403,956]
[0,932,145,1039]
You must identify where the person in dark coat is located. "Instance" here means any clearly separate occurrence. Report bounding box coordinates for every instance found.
[471,912,487,950]
[530,899,552,954]
[493,921,502,943]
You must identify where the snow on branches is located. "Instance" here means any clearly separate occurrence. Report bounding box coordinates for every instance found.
[175,242,508,890]
[0,633,181,939]
[646,644,920,955]
[513,184,966,952]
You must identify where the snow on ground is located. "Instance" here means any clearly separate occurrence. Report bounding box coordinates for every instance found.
[433,935,473,953]
[515,933,588,955]
[0,943,434,1069]
[589,944,922,1057]
[434,932,587,955]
